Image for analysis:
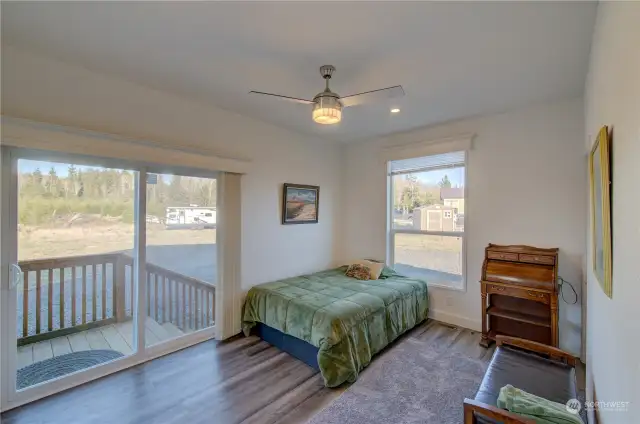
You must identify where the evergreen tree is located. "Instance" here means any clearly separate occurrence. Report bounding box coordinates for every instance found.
[17,163,217,225]
[33,168,43,185]
[47,167,59,195]
[438,174,452,188]
[67,165,77,179]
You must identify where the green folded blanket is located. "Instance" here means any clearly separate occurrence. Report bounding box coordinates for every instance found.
[497,385,584,424]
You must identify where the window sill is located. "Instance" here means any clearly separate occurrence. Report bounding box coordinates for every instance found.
[425,282,467,292]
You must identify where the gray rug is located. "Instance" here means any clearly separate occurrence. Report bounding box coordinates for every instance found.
[308,338,488,424]
[17,349,124,389]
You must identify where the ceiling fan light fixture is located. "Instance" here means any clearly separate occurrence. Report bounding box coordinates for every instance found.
[312,94,342,125]
[249,64,404,125]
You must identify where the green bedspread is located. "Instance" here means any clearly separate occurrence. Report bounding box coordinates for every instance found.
[242,266,429,387]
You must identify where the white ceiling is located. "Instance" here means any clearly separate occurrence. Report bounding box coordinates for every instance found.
[1,2,597,143]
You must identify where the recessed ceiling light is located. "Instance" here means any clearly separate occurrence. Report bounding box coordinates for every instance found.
[391,108,400,113]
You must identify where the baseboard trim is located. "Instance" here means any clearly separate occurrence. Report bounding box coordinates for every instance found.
[429,309,482,332]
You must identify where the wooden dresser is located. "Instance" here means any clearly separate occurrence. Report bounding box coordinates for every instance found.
[480,244,559,348]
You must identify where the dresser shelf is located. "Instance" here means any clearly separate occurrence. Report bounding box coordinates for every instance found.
[486,306,551,328]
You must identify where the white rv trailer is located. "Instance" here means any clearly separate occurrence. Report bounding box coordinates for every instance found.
[165,206,216,229]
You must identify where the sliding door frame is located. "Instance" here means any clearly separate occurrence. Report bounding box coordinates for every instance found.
[0,147,218,412]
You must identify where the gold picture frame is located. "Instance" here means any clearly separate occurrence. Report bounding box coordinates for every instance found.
[589,126,612,298]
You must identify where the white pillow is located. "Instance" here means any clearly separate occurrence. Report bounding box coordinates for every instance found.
[353,259,384,280]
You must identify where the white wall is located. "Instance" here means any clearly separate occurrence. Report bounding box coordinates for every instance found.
[583,3,640,423]
[1,45,344,292]
[344,98,586,354]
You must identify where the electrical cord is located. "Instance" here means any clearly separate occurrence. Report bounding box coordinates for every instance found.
[557,276,579,305]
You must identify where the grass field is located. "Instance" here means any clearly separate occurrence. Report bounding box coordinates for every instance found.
[394,233,462,252]
[19,223,216,262]
[18,222,217,287]
[393,233,463,287]
[18,222,460,288]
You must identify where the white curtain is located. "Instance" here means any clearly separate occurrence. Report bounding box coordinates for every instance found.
[215,172,242,339]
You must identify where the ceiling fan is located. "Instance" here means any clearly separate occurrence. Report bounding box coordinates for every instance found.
[249,65,404,125]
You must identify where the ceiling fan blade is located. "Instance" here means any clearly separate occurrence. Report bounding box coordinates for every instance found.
[340,85,405,107]
[249,91,314,105]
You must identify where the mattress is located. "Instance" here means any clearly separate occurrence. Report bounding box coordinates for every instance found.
[242,266,429,387]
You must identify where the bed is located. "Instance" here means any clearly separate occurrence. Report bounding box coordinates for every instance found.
[242,266,429,387]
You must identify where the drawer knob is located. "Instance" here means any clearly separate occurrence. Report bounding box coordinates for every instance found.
[494,286,505,292]
[527,291,544,298]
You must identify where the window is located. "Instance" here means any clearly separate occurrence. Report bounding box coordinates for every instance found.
[388,151,466,290]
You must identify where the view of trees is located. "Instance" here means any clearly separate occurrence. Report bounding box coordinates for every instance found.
[438,175,452,188]
[18,164,216,225]
[393,173,457,214]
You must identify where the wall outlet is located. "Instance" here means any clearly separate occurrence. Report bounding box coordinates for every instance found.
[445,296,454,307]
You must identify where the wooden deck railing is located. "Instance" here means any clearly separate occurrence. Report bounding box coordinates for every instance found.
[17,253,215,345]
[147,262,215,332]
[118,256,216,333]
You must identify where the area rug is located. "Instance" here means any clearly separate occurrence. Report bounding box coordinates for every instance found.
[307,338,488,424]
[17,349,124,389]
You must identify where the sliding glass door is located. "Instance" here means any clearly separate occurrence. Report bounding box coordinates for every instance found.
[14,158,138,392]
[144,173,216,347]
[0,148,218,411]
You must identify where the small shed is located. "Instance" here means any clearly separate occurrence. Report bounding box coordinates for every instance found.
[412,205,456,231]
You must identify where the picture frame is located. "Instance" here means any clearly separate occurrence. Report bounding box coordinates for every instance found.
[589,126,612,298]
[282,183,320,224]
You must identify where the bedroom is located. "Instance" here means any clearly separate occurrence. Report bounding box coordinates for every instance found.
[0,2,638,424]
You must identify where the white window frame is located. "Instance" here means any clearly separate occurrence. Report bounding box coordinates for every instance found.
[0,147,222,411]
[386,151,468,292]
[1,117,247,411]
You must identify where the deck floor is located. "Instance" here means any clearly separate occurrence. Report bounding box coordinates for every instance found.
[17,317,187,368]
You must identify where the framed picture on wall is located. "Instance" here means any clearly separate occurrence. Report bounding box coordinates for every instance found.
[282,183,319,224]
[589,126,612,298]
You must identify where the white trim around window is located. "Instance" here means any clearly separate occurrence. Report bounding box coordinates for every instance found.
[380,132,474,162]
[386,149,469,292]
[1,116,252,174]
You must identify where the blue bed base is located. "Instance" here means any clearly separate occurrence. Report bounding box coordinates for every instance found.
[254,323,320,371]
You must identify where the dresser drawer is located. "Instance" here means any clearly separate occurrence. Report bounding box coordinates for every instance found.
[487,251,519,261]
[519,254,555,265]
[484,261,555,290]
[485,283,550,304]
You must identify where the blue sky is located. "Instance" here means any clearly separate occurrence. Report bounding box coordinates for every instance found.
[414,167,465,187]
[19,160,113,177]
[18,160,172,183]
[20,159,464,187]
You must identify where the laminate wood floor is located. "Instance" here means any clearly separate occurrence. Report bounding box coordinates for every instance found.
[2,320,493,424]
